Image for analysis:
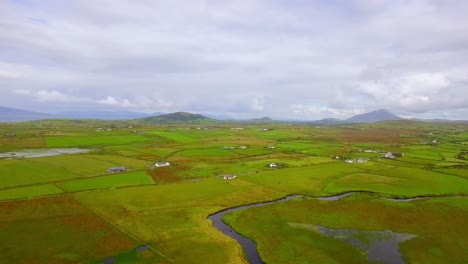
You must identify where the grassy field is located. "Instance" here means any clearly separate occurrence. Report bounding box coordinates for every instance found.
[46,134,150,147]
[0,120,467,263]
[0,159,80,188]
[223,194,468,264]
[0,184,64,200]
[57,171,155,192]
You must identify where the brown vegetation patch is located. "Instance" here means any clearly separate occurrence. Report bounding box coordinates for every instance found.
[0,195,85,221]
[147,165,189,183]
[315,127,421,144]
[0,195,137,262]
[137,154,163,161]
[0,138,46,150]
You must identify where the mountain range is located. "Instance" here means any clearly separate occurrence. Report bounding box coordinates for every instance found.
[0,105,465,124]
[0,106,52,122]
[138,112,213,123]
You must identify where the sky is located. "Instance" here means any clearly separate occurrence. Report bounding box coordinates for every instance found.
[1,0,468,120]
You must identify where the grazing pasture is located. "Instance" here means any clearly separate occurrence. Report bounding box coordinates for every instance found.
[0,120,467,263]
[223,194,468,264]
[57,171,155,192]
[45,134,149,147]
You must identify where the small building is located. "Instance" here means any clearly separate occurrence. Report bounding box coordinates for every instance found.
[345,159,354,164]
[239,145,247,149]
[5,133,16,137]
[107,166,127,173]
[155,161,170,167]
[223,174,237,180]
[382,152,396,159]
[269,163,277,168]
[223,146,235,150]
[266,146,276,149]
[356,158,369,163]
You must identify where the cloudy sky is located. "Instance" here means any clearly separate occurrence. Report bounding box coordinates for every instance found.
[1,0,467,120]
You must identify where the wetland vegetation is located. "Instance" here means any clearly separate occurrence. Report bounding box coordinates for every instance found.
[0,119,467,263]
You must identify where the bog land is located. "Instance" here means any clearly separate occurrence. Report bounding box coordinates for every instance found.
[0,119,467,263]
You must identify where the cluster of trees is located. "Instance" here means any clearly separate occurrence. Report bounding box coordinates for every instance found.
[455,151,466,160]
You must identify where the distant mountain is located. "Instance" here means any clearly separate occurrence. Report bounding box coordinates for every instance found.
[410,118,468,123]
[0,106,52,122]
[311,118,345,125]
[58,111,151,120]
[202,113,233,120]
[139,112,214,123]
[346,109,402,123]
[247,117,274,123]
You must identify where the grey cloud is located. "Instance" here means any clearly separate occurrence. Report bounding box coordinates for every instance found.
[0,0,467,119]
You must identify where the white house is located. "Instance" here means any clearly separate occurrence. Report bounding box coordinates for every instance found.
[383,152,395,159]
[345,159,354,164]
[107,166,127,173]
[356,158,369,163]
[266,146,276,149]
[239,145,247,149]
[269,163,277,168]
[223,174,237,180]
[155,161,170,167]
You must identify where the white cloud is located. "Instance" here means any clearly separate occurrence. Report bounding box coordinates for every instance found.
[352,72,462,113]
[290,105,361,118]
[97,96,133,107]
[10,89,176,112]
[0,70,20,79]
[12,89,89,103]
[252,96,265,111]
[1,0,468,119]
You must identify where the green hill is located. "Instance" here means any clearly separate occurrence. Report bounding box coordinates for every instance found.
[138,112,214,123]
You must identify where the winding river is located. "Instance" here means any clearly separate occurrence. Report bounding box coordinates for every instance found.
[208,191,462,264]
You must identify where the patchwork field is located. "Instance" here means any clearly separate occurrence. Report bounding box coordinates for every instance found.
[0,120,467,263]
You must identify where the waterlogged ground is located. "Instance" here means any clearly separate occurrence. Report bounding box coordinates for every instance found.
[0,120,466,263]
[0,148,92,158]
[298,224,417,264]
[222,194,468,263]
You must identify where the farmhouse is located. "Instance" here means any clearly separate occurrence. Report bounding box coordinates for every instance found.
[239,145,247,149]
[107,166,127,173]
[382,152,396,159]
[222,174,237,180]
[356,158,369,163]
[269,163,277,168]
[155,161,170,167]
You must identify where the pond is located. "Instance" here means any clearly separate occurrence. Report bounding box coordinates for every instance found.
[0,148,93,159]
[209,192,422,264]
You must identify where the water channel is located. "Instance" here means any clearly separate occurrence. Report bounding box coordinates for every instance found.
[208,192,435,264]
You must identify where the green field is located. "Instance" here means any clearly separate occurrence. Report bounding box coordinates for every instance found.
[0,184,64,200]
[46,134,149,147]
[223,194,468,263]
[57,171,155,192]
[0,120,467,263]
[0,159,80,188]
